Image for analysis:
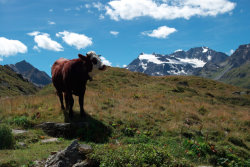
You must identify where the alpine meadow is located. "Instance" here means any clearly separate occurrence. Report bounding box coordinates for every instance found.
[0,0,250,167]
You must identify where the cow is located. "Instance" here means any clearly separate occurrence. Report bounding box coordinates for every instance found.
[51,51,106,118]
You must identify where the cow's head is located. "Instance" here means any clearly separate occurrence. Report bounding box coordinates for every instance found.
[86,51,106,71]
[78,51,106,78]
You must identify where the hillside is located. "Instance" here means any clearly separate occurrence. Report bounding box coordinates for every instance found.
[219,61,250,89]
[0,65,38,97]
[0,67,249,166]
[8,60,51,87]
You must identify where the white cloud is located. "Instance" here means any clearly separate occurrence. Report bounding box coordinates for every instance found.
[85,4,91,8]
[0,37,27,58]
[49,9,53,12]
[110,31,119,36]
[28,31,63,52]
[99,14,105,19]
[123,64,127,68]
[105,0,236,21]
[100,56,112,66]
[142,26,177,39]
[56,31,93,50]
[75,5,83,11]
[48,21,56,25]
[27,31,40,36]
[33,45,40,52]
[93,2,105,11]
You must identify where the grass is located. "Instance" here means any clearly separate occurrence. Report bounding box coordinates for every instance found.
[0,67,249,166]
[220,61,250,89]
[0,65,38,97]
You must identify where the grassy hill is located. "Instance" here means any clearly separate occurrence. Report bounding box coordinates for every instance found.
[0,67,249,166]
[219,61,250,89]
[0,65,38,97]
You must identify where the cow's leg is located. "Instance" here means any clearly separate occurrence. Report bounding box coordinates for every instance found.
[68,93,74,118]
[79,88,86,117]
[57,91,65,110]
[64,93,69,110]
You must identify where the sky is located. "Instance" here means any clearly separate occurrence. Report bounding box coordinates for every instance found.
[0,0,250,75]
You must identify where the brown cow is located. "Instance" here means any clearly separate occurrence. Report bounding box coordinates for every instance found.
[51,51,106,118]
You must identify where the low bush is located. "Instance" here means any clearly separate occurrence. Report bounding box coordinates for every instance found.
[9,116,33,128]
[89,144,173,167]
[0,124,15,149]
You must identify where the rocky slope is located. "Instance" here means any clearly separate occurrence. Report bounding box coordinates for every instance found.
[8,60,51,87]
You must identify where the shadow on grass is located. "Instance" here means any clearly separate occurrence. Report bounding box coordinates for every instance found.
[62,109,112,143]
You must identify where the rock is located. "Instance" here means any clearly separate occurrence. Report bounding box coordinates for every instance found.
[18,142,27,148]
[45,140,93,167]
[12,129,28,135]
[36,122,89,138]
[72,160,91,167]
[79,144,93,154]
[41,138,59,144]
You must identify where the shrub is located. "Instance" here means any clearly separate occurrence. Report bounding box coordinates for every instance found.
[90,144,172,167]
[198,106,209,115]
[10,116,33,128]
[0,125,15,149]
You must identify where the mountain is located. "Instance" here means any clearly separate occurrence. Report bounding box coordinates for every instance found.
[8,60,51,87]
[217,44,250,88]
[126,47,228,76]
[0,65,38,96]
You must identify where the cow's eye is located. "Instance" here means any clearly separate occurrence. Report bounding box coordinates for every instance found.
[92,58,97,65]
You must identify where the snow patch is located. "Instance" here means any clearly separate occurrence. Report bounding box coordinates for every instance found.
[207,55,212,61]
[202,47,208,53]
[177,58,206,68]
[174,49,183,53]
[139,54,164,64]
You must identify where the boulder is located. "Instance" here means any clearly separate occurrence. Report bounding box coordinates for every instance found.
[41,138,60,144]
[45,140,93,167]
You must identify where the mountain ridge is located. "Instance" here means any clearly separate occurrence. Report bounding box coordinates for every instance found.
[8,60,51,87]
[127,44,250,89]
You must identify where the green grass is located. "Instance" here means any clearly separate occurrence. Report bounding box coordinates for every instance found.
[0,65,38,97]
[220,61,250,89]
[0,67,249,166]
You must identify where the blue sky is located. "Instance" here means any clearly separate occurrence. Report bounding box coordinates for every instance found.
[0,0,249,75]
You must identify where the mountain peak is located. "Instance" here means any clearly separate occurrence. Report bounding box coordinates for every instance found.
[127,46,228,76]
[8,60,51,87]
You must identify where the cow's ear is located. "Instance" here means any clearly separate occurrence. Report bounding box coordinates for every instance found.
[78,54,87,61]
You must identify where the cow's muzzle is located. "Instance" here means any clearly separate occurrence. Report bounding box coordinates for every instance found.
[99,65,107,71]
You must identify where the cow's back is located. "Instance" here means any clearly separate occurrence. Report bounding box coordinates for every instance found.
[51,58,69,92]
[62,59,89,94]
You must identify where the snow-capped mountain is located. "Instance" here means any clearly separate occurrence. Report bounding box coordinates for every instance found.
[126,47,228,76]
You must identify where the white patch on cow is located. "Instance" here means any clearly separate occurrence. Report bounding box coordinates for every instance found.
[87,51,105,77]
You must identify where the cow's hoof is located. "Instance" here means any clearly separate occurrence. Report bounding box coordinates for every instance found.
[69,112,74,118]
[80,112,86,118]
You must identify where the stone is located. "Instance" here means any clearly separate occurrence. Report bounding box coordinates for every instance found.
[45,140,93,167]
[12,129,28,135]
[72,160,91,167]
[79,144,93,154]
[18,142,27,148]
[41,138,59,144]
